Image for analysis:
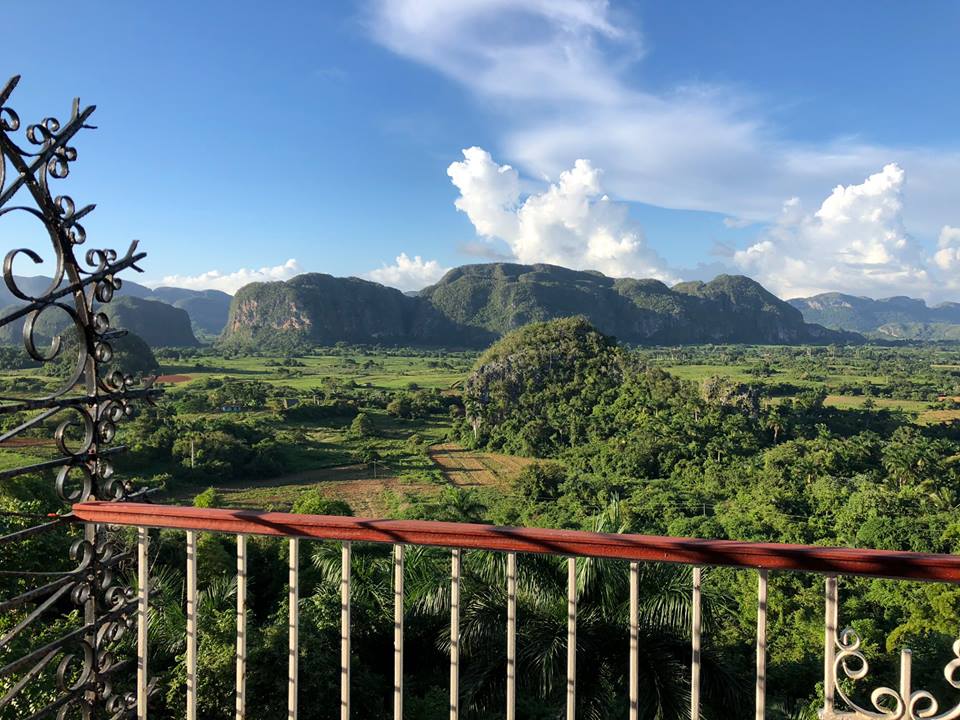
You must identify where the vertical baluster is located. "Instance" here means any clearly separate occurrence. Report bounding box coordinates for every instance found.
[567,557,576,720]
[394,545,404,720]
[342,542,351,720]
[629,562,639,720]
[186,530,197,720]
[506,552,517,720]
[756,570,768,720]
[823,575,837,717]
[900,648,912,713]
[691,567,702,720]
[137,527,148,720]
[450,548,461,720]
[236,535,247,720]
[289,538,300,720]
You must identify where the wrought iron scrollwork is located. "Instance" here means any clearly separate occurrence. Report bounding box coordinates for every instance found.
[0,75,161,719]
[824,576,960,720]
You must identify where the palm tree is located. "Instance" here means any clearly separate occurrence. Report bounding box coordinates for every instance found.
[144,559,238,719]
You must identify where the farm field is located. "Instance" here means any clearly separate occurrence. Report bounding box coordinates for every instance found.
[428,442,534,488]
[173,443,534,516]
[662,363,886,387]
[156,351,473,392]
[823,394,930,411]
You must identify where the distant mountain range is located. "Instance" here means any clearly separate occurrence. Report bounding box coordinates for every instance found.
[788,293,960,340]
[222,263,857,348]
[5,266,960,348]
[0,294,200,348]
[0,276,231,346]
[92,279,231,336]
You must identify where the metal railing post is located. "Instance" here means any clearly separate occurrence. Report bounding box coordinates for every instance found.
[823,576,837,717]
[341,542,351,720]
[506,552,517,720]
[629,561,639,720]
[756,570,768,720]
[691,567,702,720]
[394,545,404,720]
[236,535,247,720]
[450,548,461,720]
[186,530,197,720]
[567,557,576,720]
[137,527,149,720]
[289,538,300,720]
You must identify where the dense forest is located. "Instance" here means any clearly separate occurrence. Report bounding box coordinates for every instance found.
[3,321,960,718]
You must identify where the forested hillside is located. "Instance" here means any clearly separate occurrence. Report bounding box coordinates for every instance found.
[223,272,482,349]
[223,263,855,349]
[457,318,960,715]
[0,275,231,337]
[0,295,199,347]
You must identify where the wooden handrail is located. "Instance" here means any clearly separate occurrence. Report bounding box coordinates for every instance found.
[72,501,960,582]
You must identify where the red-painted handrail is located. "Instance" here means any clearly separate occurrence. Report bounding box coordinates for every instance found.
[72,501,960,582]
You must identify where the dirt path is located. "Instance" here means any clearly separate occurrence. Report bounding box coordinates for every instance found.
[0,437,56,448]
[156,374,192,384]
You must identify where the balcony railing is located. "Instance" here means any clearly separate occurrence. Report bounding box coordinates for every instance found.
[66,500,960,720]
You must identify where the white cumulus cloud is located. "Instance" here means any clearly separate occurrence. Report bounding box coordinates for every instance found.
[447,147,675,281]
[733,164,943,299]
[150,259,301,294]
[369,0,960,238]
[367,253,449,291]
[934,226,960,272]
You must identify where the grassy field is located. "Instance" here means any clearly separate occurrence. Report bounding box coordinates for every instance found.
[158,352,473,392]
[662,363,888,388]
[823,395,929,411]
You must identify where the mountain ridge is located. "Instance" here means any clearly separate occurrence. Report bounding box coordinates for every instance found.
[0,295,199,347]
[0,275,231,337]
[12,266,960,347]
[788,292,960,339]
[222,262,857,348]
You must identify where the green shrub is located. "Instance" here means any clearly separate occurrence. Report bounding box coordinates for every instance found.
[193,487,221,508]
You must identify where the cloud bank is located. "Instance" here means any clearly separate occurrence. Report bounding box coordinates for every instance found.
[733,164,960,300]
[367,253,449,291]
[447,147,675,281]
[368,151,958,301]
[369,0,960,238]
[150,259,301,295]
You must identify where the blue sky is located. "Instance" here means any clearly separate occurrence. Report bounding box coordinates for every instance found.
[2,1,960,300]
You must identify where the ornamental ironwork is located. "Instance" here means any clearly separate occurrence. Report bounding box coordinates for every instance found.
[823,576,960,720]
[0,75,161,719]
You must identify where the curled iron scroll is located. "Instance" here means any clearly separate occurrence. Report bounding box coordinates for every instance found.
[0,75,162,716]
